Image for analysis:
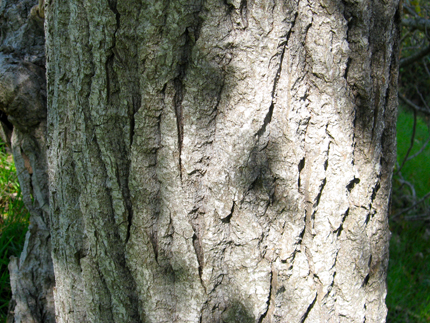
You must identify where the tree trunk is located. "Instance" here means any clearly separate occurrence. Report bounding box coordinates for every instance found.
[0,0,55,322]
[46,0,400,322]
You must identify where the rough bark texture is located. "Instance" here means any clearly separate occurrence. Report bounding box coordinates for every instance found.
[0,0,55,322]
[46,0,400,322]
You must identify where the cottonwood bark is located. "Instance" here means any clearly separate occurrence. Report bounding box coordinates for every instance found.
[46,0,400,322]
[0,0,55,322]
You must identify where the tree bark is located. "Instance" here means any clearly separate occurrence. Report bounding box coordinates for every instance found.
[0,0,55,322]
[45,0,400,322]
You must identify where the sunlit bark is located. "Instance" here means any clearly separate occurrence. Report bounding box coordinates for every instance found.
[1,0,400,321]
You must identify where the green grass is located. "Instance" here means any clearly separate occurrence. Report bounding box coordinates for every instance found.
[0,140,30,322]
[387,221,430,323]
[387,107,430,323]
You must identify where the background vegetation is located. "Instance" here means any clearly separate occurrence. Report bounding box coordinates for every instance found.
[387,0,430,321]
[0,140,30,321]
[387,108,430,323]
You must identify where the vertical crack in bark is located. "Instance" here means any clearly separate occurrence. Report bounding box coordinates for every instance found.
[171,5,204,181]
[125,97,138,244]
[239,0,248,29]
[257,13,298,139]
[256,101,275,139]
[106,0,142,247]
[334,208,349,236]
[322,271,336,301]
[300,293,317,323]
[342,0,354,81]
[173,77,184,181]
[150,224,159,264]
[107,0,121,67]
[313,178,326,208]
[108,0,121,34]
[124,183,133,245]
[297,224,306,247]
[324,140,331,171]
[129,95,139,148]
[221,201,235,223]
[298,157,305,192]
[370,180,380,204]
[362,274,370,286]
[371,90,380,142]
[344,57,352,80]
[257,268,273,323]
[210,78,225,140]
[173,18,201,181]
[192,230,207,293]
[364,179,380,226]
[149,85,166,264]
[99,4,143,321]
[81,112,143,322]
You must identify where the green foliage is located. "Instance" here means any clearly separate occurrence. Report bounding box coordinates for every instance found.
[0,140,30,322]
[387,221,430,323]
[400,0,430,103]
[391,7,430,319]
[387,106,430,322]
[393,107,430,203]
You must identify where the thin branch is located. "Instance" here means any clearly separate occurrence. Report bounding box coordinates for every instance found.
[394,305,430,321]
[405,213,430,221]
[396,108,417,175]
[401,30,412,43]
[399,93,430,116]
[415,86,430,110]
[402,65,430,162]
[422,56,430,79]
[403,3,420,18]
[407,135,430,161]
[396,177,417,200]
[400,44,430,68]
[402,17,430,32]
[392,191,430,219]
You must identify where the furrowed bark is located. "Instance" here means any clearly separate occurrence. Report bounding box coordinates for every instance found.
[46,0,400,322]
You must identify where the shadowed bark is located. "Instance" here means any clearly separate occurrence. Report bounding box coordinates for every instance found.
[0,0,55,322]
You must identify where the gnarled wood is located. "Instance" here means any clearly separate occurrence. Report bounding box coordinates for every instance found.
[0,0,55,322]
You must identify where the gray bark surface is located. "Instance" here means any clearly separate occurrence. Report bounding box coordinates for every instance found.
[46,0,400,322]
[0,0,55,322]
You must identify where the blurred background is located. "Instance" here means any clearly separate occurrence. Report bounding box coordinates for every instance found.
[387,0,430,321]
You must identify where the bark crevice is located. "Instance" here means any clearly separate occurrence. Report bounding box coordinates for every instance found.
[257,268,273,323]
[300,293,317,323]
[257,12,297,140]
